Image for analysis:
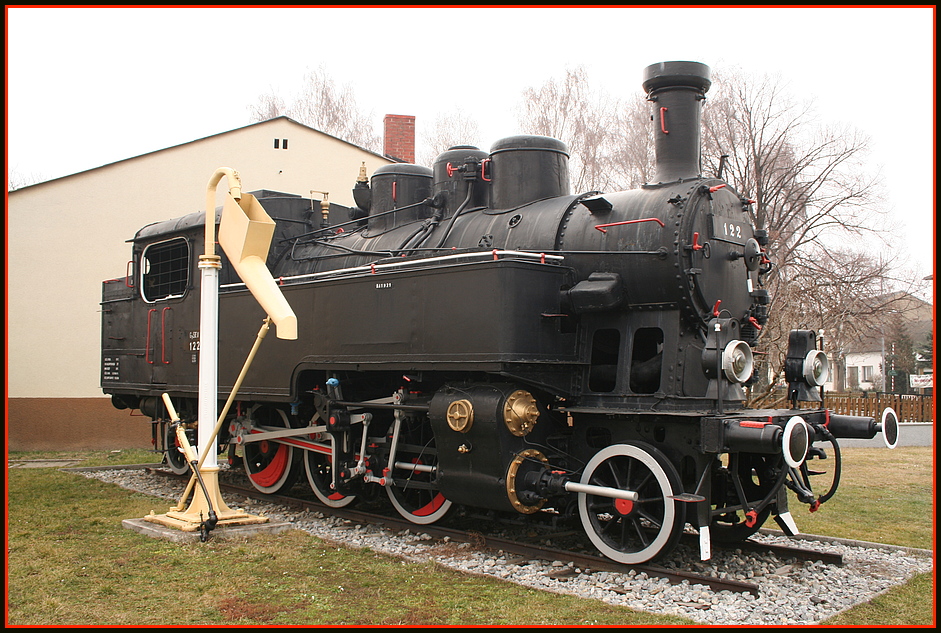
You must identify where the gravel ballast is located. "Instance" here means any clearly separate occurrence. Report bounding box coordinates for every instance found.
[78,466,933,625]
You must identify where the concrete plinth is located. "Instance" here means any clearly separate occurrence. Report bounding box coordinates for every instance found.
[122,517,295,543]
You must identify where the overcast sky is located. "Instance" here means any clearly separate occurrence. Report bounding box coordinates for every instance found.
[6,6,936,286]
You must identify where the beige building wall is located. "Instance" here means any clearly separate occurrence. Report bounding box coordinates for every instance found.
[7,118,393,449]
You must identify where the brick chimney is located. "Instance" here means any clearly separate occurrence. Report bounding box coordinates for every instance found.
[383,114,415,163]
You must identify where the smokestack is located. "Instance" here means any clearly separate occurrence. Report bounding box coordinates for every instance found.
[642,61,711,183]
[383,114,416,163]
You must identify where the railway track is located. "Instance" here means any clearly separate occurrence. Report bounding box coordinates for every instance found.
[145,465,847,596]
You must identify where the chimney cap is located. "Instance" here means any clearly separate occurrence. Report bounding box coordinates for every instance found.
[643,61,711,94]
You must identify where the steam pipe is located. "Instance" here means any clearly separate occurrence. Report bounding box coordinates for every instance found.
[432,184,475,249]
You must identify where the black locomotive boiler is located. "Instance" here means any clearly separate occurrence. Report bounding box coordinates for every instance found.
[101,61,898,564]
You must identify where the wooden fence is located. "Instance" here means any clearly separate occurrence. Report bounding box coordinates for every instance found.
[822,393,934,424]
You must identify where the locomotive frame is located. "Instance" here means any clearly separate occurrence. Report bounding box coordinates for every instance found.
[101,61,898,564]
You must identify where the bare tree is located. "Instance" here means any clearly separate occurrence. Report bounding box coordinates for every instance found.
[702,69,887,274]
[418,108,483,166]
[517,66,649,193]
[609,93,656,189]
[749,247,896,403]
[248,65,382,154]
[698,68,916,403]
[248,92,287,123]
[8,168,45,191]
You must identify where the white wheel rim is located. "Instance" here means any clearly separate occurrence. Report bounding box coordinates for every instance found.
[387,484,452,524]
[577,444,677,564]
[304,449,356,508]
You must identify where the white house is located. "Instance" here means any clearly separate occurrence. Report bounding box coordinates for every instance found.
[829,291,933,393]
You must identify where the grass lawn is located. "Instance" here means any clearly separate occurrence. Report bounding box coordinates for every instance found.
[5,447,934,626]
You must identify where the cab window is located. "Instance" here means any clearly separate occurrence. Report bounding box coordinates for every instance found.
[140,237,189,302]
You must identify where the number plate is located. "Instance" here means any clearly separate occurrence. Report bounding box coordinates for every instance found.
[711,216,748,245]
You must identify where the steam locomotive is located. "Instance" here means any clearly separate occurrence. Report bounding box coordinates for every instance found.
[100,61,898,563]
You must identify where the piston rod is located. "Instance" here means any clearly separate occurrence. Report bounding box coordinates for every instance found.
[564,481,639,501]
[394,462,436,474]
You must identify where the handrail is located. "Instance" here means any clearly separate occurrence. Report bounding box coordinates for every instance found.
[220,249,564,289]
[161,307,172,364]
[145,309,156,364]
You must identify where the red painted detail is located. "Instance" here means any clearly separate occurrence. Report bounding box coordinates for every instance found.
[392,180,397,202]
[692,232,703,251]
[481,158,492,182]
[446,162,457,178]
[493,249,499,260]
[745,510,758,528]
[594,217,666,233]
[740,420,769,428]
[146,309,156,365]
[614,498,634,515]
[709,184,727,193]
[810,499,821,513]
[660,107,669,134]
[249,444,289,488]
[748,316,762,330]
[824,409,831,428]
[712,299,722,317]
[411,492,447,517]
[161,307,172,364]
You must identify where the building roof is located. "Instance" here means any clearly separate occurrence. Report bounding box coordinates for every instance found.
[843,290,934,354]
[10,116,391,192]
